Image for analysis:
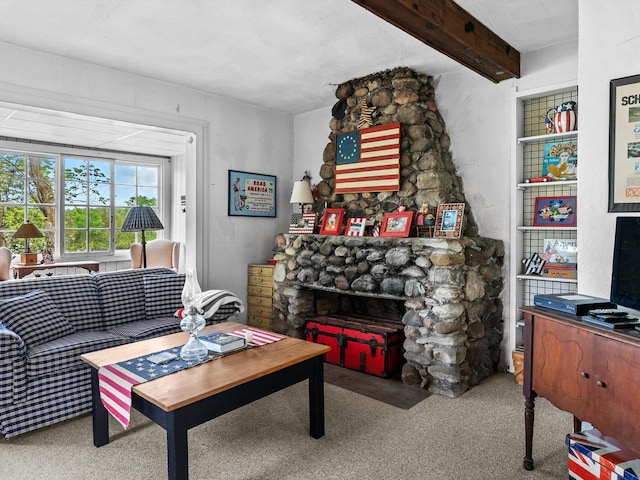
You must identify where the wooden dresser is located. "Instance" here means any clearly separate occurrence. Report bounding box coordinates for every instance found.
[521,306,640,470]
[247,264,274,330]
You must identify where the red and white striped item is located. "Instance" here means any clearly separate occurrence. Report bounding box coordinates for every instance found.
[98,364,146,429]
[230,327,284,346]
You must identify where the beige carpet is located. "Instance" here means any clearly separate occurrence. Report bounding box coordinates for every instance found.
[0,373,571,480]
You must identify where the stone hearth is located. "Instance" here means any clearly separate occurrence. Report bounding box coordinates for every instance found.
[271,234,504,398]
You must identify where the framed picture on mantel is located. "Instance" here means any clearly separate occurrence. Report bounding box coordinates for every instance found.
[433,203,465,238]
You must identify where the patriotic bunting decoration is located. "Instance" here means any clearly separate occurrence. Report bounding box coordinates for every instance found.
[335,122,401,194]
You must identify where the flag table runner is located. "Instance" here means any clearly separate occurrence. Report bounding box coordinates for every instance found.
[98,328,284,429]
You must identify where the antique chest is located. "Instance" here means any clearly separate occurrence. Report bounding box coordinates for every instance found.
[304,314,404,377]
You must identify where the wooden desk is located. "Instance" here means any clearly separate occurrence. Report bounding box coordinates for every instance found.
[81,322,330,480]
[521,306,640,470]
[13,261,99,279]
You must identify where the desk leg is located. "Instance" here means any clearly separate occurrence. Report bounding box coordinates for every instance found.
[308,355,325,439]
[523,393,535,470]
[90,368,110,447]
[167,415,189,480]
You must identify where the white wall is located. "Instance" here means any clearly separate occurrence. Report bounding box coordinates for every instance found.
[0,42,294,316]
[578,2,640,299]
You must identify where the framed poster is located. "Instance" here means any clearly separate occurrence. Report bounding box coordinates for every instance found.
[533,196,577,227]
[228,170,277,217]
[433,203,465,238]
[609,74,640,212]
[319,208,345,235]
[345,217,367,236]
[380,211,413,237]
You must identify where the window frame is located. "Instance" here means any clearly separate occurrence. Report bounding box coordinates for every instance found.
[0,140,170,260]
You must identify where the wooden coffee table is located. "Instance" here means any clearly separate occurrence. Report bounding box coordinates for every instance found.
[80,322,330,480]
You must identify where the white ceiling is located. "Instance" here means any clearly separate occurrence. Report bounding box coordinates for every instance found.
[0,0,579,156]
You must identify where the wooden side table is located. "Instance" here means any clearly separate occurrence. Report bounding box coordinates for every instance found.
[13,261,100,279]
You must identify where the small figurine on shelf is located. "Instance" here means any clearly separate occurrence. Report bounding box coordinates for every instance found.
[415,204,436,237]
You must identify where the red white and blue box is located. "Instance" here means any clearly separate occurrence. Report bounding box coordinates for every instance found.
[568,428,640,480]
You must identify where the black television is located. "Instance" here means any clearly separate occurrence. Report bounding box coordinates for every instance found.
[610,217,640,311]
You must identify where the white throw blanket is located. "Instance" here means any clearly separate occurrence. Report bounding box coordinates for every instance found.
[193,289,244,319]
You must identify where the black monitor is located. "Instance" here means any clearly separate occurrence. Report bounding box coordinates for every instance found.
[610,217,640,311]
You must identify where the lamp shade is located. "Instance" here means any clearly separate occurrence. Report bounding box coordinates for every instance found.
[121,206,164,232]
[289,181,314,205]
[13,221,44,241]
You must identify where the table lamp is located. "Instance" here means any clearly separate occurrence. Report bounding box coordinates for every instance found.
[13,220,44,265]
[289,180,314,213]
[121,206,164,268]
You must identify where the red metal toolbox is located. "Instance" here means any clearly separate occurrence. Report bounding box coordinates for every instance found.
[304,314,405,377]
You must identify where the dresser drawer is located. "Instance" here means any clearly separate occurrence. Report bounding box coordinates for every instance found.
[248,295,272,307]
[248,265,274,277]
[248,314,272,329]
[248,274,274,287]
[248,284,273,297]
[248,304,273,318]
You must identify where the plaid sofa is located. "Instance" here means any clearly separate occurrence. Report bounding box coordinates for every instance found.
[0,268,242,439]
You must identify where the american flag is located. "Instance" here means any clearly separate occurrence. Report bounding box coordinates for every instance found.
[335,123,400,194]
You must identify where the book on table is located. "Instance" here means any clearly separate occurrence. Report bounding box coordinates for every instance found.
[199,332,246,353]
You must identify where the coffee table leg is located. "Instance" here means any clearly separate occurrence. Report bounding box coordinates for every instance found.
[308,355,325,439]
[167,416,189,480]
[90,368,110,447]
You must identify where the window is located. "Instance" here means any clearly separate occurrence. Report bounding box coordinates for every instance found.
[0,148,164,258]
[0,152,56,254]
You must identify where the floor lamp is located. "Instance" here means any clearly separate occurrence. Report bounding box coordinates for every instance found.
[121,206,164,268]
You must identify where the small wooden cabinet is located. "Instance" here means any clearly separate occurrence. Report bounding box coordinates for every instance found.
[247,264,274,330]
[521,306,640,470]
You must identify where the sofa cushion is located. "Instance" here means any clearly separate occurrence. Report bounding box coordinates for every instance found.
[108,316,182,341]
[0,290,75,349]
[0,275,103,332]
[143,273,185,319]
[94,267,177,329]
[26,331,131,378]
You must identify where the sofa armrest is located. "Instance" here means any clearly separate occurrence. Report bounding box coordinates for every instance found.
[0,325,27,406]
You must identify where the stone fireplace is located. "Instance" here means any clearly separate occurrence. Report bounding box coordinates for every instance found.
[269,67,504,398]
[271,234,503,398]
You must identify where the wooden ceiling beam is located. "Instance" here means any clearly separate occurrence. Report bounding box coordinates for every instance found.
[351,0,520,82]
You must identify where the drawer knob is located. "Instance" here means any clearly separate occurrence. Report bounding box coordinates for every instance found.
[580,371,589,379]
[596,380,607,388]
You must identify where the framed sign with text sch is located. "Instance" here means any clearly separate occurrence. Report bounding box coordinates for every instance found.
[609,74,640,212]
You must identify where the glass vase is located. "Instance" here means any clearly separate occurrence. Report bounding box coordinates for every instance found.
[179,269,208,361]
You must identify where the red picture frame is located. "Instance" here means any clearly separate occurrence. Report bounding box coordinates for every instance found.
[320,208,345,235]
[533,196,577,227]
[380,211,413,237]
